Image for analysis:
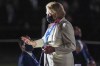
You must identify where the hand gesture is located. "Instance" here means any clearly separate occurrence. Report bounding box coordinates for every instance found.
[21,36,31,45]
[42,45,55,54]
[87,61,96,66]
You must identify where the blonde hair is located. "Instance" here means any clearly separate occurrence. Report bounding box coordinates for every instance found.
[46,1,66,19]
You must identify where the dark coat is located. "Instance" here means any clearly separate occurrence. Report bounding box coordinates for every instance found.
[18,51,40,66]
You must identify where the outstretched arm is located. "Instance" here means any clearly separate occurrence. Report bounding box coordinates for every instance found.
[21,36,37,47]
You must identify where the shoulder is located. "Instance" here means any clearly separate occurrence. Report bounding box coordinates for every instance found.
[59,18,73,29]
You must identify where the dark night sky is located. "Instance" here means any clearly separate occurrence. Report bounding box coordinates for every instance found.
[0,0,100,41]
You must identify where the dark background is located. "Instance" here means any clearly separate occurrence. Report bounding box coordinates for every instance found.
[0,0,100,66]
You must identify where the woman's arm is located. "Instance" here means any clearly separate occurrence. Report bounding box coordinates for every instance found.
[21,36,44,48]
[54,22,76,54]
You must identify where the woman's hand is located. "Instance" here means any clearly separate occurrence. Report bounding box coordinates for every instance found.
[21,36,37,47]
[21,36,31,45]
[87,61,96,66]
[42,45,55,54]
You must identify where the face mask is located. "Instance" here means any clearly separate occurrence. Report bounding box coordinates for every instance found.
[46,15,54,23]
[75,35,81,40]
[25,44,33,51]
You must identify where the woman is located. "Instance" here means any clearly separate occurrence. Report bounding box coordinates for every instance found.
[73,26,96,66]
[21,2,76,66]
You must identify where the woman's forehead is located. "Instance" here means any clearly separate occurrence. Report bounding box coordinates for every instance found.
[46,9,51,14]
[46,9,50,12]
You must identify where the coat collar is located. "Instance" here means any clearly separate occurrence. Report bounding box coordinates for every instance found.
[58,17,68,24]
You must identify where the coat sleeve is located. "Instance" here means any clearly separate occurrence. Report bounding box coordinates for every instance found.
[54,22,76,54]
[32,39,44,48]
